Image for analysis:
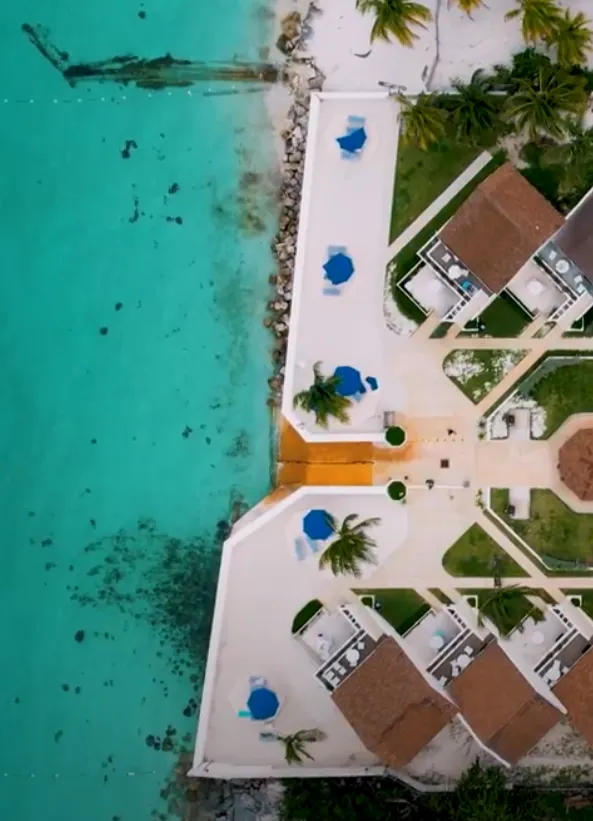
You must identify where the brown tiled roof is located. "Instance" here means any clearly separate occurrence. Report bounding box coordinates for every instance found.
[558,429,593,501]
[440,163,564,292]
[331,636,457,768]
[555,192,593,282]
[553,647,593,745]
[448,644,560,764]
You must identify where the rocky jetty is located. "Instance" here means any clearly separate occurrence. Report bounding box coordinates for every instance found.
[265,3,325,408]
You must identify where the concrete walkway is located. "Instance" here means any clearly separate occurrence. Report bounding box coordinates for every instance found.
[386,150,492,261]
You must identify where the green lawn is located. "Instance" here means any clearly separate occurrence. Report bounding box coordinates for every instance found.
[561,589,593,620]
[525,359,593,438]
[491,488,593,568]
[354,588,430,635]
[428,588,453,605]
[388,152,506,326]
[462,291,532,338]
[460,587,539,636]
[443,349,527,403]
[389,138,480,243]
[443,523,527,577]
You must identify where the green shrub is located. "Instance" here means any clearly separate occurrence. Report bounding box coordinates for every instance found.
[387,481,406,501]
[385,425,406,446]
[291,599,323,634]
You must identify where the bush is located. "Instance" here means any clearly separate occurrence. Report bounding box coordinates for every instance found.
[291,599,323,634]
[387,481,406,501]
[385,425,406,446]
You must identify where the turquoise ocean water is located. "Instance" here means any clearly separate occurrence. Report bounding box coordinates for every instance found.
[0,1,276,818]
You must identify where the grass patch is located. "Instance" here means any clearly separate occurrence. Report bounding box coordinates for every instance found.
[526,358,593,438]
[353,588,430,635]
[460,587,538,636]
[561,589,593,620]
[389,136,480,243]
[563,305,593,338]
[476,291,532,337]
[430,321,451,338]
[428,588,453,605]
[491,488,593,569]
[443,523,527,577]
[291,599,323,634]
[443,349,527,403]
[388,151,506,325]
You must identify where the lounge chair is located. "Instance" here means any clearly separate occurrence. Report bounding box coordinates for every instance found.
[294,537,308,560]
[323,286,342,296]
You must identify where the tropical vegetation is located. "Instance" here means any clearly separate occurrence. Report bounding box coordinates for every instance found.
[396,92,446,149]
[355,0,432,46]
[319,512,380,577]
[293,362,352,428]
[261,728,326,765]
[503,65,587,140]
[280,760,551,820]
[476,584,543,636]
[291,599,323,634]
[546,9,593,67]
[505,0,562,45]
[446,72,501,144]
[448,0,485,16]
[542,118,593,191]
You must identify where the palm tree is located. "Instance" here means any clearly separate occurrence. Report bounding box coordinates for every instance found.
[477,585,543,636]
[546,10,593,68]
[542,119,593,192]
[505,0,563,45]
[504,65,587,139]
[355,0,432,47]
[260,729,326,764]
[448,0,485,16]
[293,362,352,428]
[447,72,500,144]
[319,513,380,577]
[396,92,447,149]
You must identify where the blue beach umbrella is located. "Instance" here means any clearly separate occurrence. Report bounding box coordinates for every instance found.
[336,127,367,154]
[247,687,280,721]
[303,509,334,541]
[333,365,366,397]
[323,252,354,285]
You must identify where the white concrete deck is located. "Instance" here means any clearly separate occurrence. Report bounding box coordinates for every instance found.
[282,93,400,441]
[507,261,564,318]
[192,487,408,778]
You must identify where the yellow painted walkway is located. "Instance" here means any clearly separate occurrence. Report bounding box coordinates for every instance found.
[277,419,374,486]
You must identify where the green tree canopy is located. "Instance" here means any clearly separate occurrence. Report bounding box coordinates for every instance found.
[355,0,432,46]
[546,9,593,68]
[505,0,563,44]
[504,65,587,139]
[318,512,380,577]
[293,362,352,428]
[396,91,447,149]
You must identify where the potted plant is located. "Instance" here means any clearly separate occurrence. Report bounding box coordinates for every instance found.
[385,425,407,447]
[387,480,406,501]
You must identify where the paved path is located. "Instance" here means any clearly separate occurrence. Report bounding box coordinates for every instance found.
[437,334,593,351]
[386,150,492,261]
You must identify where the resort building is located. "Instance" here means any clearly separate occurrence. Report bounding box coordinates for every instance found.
[194,92,593,785]
[404,163,593,329]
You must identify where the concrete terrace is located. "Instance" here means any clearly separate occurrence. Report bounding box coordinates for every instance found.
[283,93,400,440]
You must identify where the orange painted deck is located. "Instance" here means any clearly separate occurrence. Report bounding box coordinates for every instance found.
[277,419,374,486]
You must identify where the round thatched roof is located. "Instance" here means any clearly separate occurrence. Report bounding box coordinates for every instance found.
[558,429,593,500]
